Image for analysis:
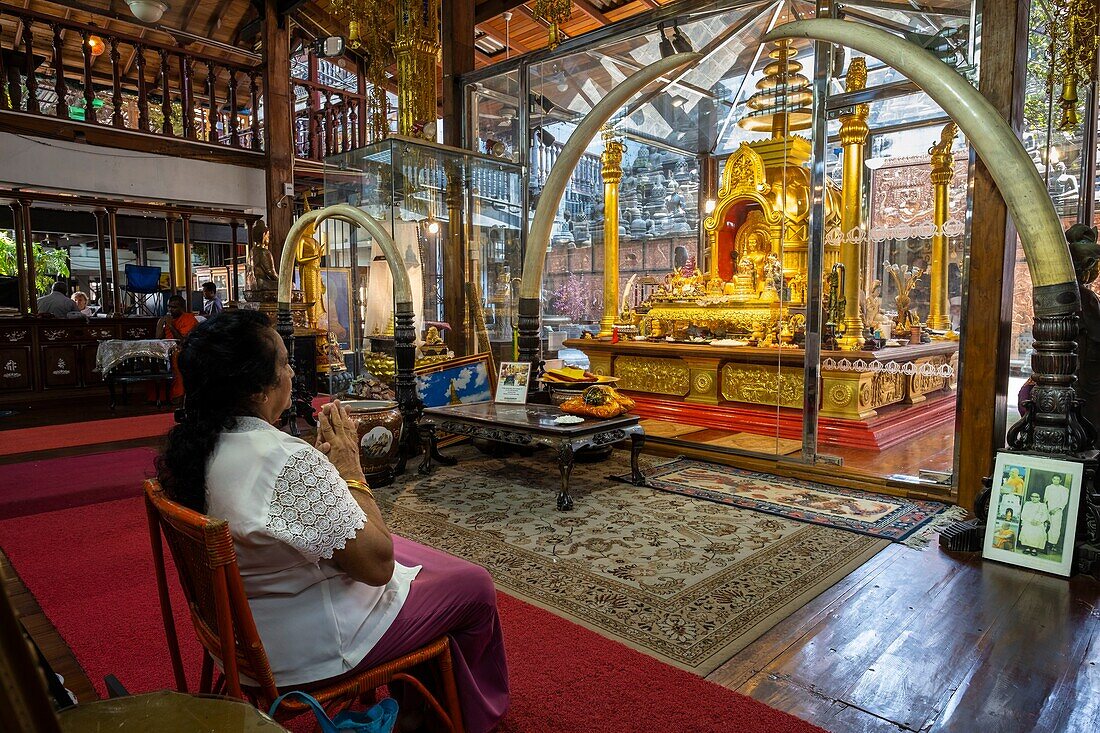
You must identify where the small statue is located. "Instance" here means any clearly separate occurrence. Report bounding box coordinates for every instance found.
[762,253,783,301]
[1069,223,1100,444]
[246,222,279,300]
[420,325,449,358]
[861,280,882,332]
[295,213,327,331]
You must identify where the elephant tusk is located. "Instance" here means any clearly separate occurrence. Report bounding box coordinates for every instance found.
[764,19,1077,315]
[278,203,413,313]
[519,51,702,303]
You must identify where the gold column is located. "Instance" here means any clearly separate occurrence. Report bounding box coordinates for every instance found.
[928,122,958,331]
[395,0,440,137]
[598,128,625,338]
[837,58,869,351]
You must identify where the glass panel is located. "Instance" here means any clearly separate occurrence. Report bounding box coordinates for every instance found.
[459,0,979,488]
[323,138,523,388]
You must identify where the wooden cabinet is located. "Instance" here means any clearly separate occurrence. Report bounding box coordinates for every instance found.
[0,347,32,391]
[0,317,159,403]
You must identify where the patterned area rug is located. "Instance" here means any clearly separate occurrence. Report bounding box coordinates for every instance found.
[623,458,965,546]
[380,448,885,675]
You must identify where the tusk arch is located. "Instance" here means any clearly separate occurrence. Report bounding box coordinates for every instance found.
[517,51,700,363]
[278,203,412,310]
[763,19,1077,316]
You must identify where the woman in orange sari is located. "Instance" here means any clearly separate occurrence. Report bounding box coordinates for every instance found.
[157,295,200,401]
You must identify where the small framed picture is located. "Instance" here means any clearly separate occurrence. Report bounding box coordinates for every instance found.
[982,452,1082,577]
[414,353,495,408]
[495,362,531,404]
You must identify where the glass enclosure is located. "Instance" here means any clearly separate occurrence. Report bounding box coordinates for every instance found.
[460,0,979,493]
[322,136,524,390]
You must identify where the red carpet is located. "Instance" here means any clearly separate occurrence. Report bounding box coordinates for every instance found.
[0,412,174,457]
[0,496,825,733]
[0,447,154,519]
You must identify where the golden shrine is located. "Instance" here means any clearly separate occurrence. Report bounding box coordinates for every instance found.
[567,44,960,449]
[631,40,841,341]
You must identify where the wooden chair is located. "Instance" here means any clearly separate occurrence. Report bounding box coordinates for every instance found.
[143,479,464,731]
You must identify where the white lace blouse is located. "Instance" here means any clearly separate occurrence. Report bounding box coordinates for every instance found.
[205,416,420,687]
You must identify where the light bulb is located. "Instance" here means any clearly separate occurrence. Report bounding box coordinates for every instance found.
[427,220,440,235]
[704,199,717,214]
[127,1,168,23]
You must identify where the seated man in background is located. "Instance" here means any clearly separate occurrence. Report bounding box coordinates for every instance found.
[156,294,199,401]
[36,282,80,318]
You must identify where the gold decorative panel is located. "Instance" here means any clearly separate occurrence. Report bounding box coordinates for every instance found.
[721,363,804,408]
[614,356,690,397]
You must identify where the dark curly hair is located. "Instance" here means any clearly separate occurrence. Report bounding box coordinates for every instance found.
[155,309,280,512]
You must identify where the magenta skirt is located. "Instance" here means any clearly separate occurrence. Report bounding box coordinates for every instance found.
[351,536,510,732]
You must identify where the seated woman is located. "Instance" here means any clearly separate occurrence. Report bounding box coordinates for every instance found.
[156,311,509,732]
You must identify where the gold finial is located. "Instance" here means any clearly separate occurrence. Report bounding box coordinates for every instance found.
[845,57,868,93]
[928,121,954,179]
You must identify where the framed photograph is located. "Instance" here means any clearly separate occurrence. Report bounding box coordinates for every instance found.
[415,353,495,409]
[495,362,531,404]
[982,452,1082,577]
[320,268,352,349]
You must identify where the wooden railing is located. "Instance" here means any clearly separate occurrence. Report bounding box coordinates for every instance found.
[294,79,368,161]
[0,4,264,154]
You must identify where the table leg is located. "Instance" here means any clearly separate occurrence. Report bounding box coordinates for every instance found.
[557,443,575,511]
[419,423,437,475]
[107,376,117,410]
[630,432,646,486]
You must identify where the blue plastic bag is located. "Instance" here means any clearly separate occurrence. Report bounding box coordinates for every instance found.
[268,690,399,733]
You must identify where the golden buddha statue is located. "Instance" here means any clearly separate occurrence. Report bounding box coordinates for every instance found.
[295,226,327,331]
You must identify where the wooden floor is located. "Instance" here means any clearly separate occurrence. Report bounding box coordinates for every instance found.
[6,528,1099,731]
[709,543,1100,733]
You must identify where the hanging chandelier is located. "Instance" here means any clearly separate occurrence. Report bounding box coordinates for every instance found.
[330,0,393,141]
[1050,0,1099,130]
[532,0,571,50]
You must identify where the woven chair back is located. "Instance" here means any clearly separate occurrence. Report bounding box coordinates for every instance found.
[143,479,279,701]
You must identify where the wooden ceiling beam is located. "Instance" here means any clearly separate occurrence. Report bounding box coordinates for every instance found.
[179,0,203,35]
[572,0,611,26]
[474,0,529,25]
[202,0,234,39]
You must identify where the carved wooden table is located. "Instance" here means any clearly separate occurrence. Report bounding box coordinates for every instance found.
[420,402,646,510]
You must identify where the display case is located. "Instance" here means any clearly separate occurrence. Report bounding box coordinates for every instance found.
[323,136,524,382]
[460,0,980,493]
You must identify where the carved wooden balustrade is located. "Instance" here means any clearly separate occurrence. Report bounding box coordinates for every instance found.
[0,3,264,156]
[292,53,374,162]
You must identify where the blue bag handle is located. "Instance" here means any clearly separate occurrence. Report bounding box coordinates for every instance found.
[268,690,399,733]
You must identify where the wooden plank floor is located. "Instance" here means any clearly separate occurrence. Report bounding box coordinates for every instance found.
[5,515,1099,731]
[709,543,1100,732]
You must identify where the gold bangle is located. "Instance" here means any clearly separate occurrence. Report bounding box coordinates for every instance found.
[345,479,375,501]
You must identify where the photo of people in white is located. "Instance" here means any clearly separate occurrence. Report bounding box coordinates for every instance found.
[984,456,1081,577]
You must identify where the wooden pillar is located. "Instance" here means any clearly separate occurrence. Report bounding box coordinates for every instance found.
[165,214,178,294]
[94,209,108,309]
[10,201,29,314]
[955,0,1030,511]
[230,220,240,302]
[106,207,122,316]
[441,0,475,353]
[262,0,294,267]
[181,213,193,309]
[20,200,36,310]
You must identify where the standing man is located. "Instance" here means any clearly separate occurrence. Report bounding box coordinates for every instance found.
[1019,492,1050,557]
[1045,475,1071,552]
[201,281,224,317]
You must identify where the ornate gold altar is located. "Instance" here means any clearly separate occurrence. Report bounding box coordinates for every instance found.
[566,337,958,448]
[629,41,842,342]
[570,43,960,452]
